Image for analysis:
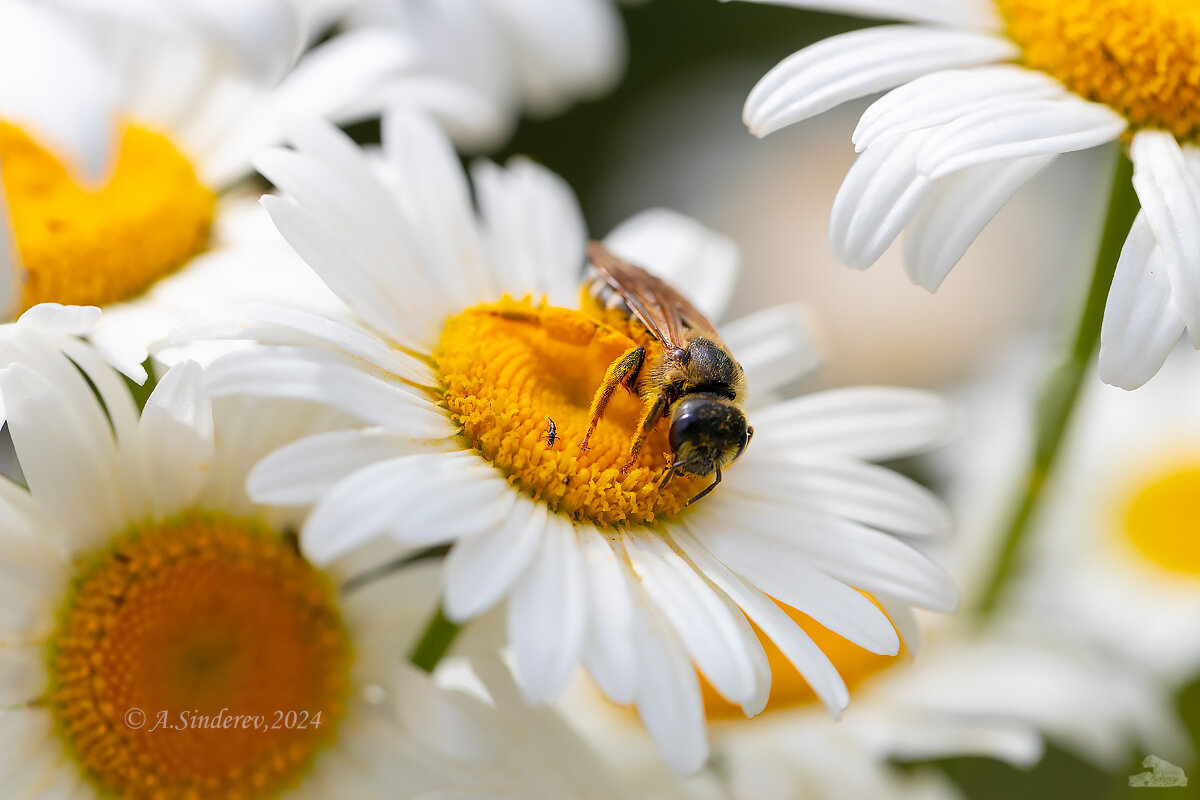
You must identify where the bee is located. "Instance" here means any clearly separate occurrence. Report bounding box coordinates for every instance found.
[581,242,752,505]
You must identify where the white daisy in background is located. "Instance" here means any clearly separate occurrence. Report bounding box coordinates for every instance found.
[564,617,1183,800]
[0,0,495,380]
[999,346,1200,689]
[0,314,635,800]
[740,0,1200,389]
[333,0,628,149]
[170,110,959,772]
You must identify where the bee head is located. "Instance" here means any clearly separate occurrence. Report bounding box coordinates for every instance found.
[668,394,751,477]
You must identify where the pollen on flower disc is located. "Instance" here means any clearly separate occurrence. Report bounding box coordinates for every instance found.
[997,0,1200,139]
[1123,464,1200,574]
[0,122,215,311]
[46,515,351,799]
[434,296,706,527]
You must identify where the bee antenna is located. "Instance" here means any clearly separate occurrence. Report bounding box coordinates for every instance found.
[685,467,722,507]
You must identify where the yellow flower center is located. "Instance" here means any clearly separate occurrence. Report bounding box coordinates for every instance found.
[434,297,706,527]
[47,514,351,799]
[0,122,216,312]
[701,599,900,720]
[997,0,1200,139]
[1123,464,1200,574]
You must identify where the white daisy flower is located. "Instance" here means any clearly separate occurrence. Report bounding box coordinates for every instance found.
[0,315,635,800]
[333,0,628,148]
[567,621,1183,800]
[171,111,958,772]
[741,0,1200,389]
[997,345,1200,686]
[0,0,494,380]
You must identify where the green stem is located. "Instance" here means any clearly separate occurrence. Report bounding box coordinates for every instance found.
[974,147,1139,616]
[408,604,463,673]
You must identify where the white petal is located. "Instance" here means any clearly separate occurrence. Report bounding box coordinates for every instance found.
[381,110,488,309]
[623,529,767,709]
[698,489,958,612]
[688,513,900,654]
[168,303,435,386]
[853,65,1064,152]
[203,346,449,436]
[916,98,1126,179]
[604,209,739,322]
[301,451,515,562]
[722,304,824,399]
[471,156,586,306]
[248,427,455,505]
[16,304,100,336]
[260,194,445,352]
[831,128,934,269]
[0,365,123,550]
[443,497,547,622]
[729,452,951,537]
[744,26,1017,137]
[753,386,955,461]
[628,594,708,774]
[1130,129,1200,344]
[139,360,214,518]
[674,529,849,716]
[1099,212,1186,389]
[576,526,637,704]
[904,154,1054,290]
[730,0,1002,28]
[507,515,587,703]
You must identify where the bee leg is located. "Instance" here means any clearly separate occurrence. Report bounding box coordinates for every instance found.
[685,468,721,506]
[581,345,644,451]
[622,393,668,472]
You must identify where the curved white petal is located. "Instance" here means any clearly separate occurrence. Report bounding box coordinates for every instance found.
[576,526,637,704]
[203,346,449,436]
[1130,129,1200,344]
[623,529,767,709]
[753,386,955,461]
[903,153,1054,290]
[916,98,1126,179]
[248,427,455,505]
[745,26,1017,137]
[854,65,1064,152]
[689,514,901,654]
[507,515,587,703]
[674,529,850,716]
[831,128,934,269]
[138,360,214,519]
[471,156,586,306]
[604,209,739,322]
[443,497,547,622]
[302,451,516,562]
[1099,212,1186,389]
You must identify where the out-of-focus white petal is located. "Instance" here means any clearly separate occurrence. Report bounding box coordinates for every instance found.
[744,26,1017,137]
[604,209,739,322]
[722,304,824,400]
[730,0,1002,28]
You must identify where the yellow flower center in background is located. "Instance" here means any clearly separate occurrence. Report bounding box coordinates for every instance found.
[0,123,215,311]
[435,297,705,527]
[997,0,1200,139]
[702,599,900,720]
[47,515,350,799]
[1124,464,1200,574]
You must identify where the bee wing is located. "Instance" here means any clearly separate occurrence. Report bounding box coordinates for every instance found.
[586,241,724,351]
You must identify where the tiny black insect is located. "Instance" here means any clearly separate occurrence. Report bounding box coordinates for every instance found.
[546,417,557,446]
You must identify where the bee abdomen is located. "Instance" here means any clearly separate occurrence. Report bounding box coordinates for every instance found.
[587,273,632,315]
